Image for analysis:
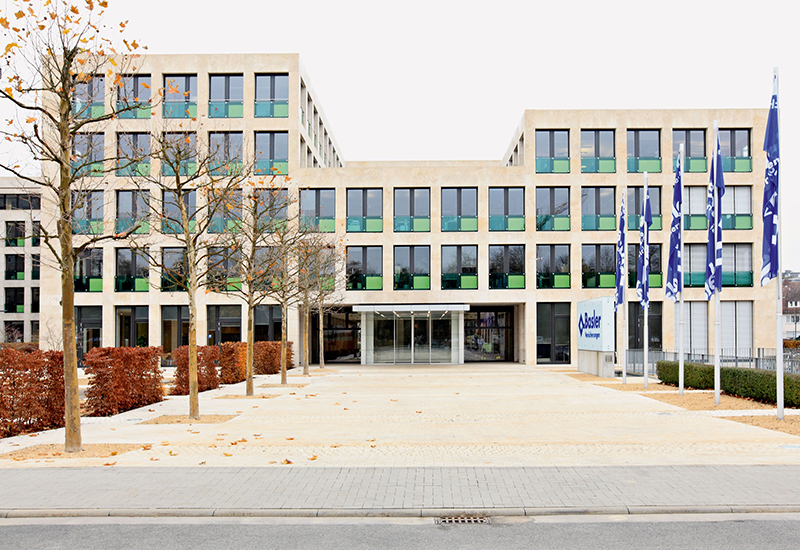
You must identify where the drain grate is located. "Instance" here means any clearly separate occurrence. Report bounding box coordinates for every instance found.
[435,516,491,525]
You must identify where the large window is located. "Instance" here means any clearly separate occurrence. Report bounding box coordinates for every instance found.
[722,243,753,287]
[627,244,662,288]
[346,189,382,232]
[537,244,570,289]
[254,305,282,342]
[117,74,151,118]
[441,245,477,290]
[209,132,243,174]
[674,301,708,354]
[73,74,104,118]
[581,244,615,288]
[489,188,524,231]
[721,186,753,230]
[4,288,24,313]
[72,133,104,177]
[116,190,149,234]
[76,306,102,360]
[685,186,708,230]
[254,131,289,176]
[535,130,569,173]
[162,190,196,234]
[162,305,189,358]
[117,132,150,176]
[161,247,187,292]
[627,187,662,230]
[255,74,289,118]
[719,129,751,172]
[581,187,615,230]
[721,301,753,356]
[464,307,515,362]
[673,129,706,172]
[536,187,570,231]
[5,221,25,247]
[441,188,477,231]
[346,246,382,290]
[394,246,430,290]
[209,74,244,118]
[207,305,242,345]
[5,254,24,280]
[75,248,103,292]
[684,243,707,287]
[163,74,197,118]
[581,130,615,173]
[629,302,662,350]
[0,194,40,210]
[161,132,196,176]
[208,247,241,292]
[537,303,570,364]
[394,188,430,232]
[489,245,525,289]
[116,306,149,347]
[300,189,335,232]
[72,190,104,235]
[115,248,149,292]
[627,129,661,173]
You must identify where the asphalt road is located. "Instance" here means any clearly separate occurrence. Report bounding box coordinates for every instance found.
[3,514,800,550]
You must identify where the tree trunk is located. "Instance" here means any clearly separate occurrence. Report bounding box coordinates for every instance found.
[280,303,288,385]
[303,306,309,376]
[246,299,254,396]
[318,308,326,369]
[187,247,199,419]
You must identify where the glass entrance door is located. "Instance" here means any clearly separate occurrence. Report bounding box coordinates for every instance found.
[396,315,413,363]
[371,312,450,364]
[413,316,429,363]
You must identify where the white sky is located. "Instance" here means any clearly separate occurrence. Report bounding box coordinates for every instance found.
[9,0,800,266]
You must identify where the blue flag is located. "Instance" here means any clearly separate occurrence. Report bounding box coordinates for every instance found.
[665,155,683,302]
[636,183,653,309]
[705,130,725,300]
[761,74,780,286]
[615,195,626,311]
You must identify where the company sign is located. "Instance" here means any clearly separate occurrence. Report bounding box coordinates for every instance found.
[577,296,614,352]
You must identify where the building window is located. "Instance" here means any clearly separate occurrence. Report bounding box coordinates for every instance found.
[394,188,430,232]
[721,301,753,356]
[207,305,242,345]
[394,246,430,290]
[581,187,615,230]
[73,74,104,118]
[208,247,241,292]
[31,287,39,314]
[627,129,661,173]
[627,186,662,230]
[441,245,478,290]
[115,306,149,348]
[161,247,187,292]
[719,129,752,172]
[346,246,382,290]
[209,132,243,175]
[489,187,525,231]
[5,221,25,247]
[72,190,104,235]
[684,187,709,231]
[684,243,707,287]
[161,306,189,359]
[4,287,24,313]
[464,307,515,362]
[627,244,662,289]
[116,132,150,176]
[74,248,103,292]
[537,244,570,289]
[535,130,569,173]
[346,189,382,232]
[31,222,40,247]
[209,74,244,118]
[722,243,753,287]
[672,129,706,172]
[115,248,149,292]
[5,254,24,280]
[254,305,283,341]
[163,74,197,118]
[721,186,753,230]
[31,254,40,280]
[75,306,103,360]
[674,301,708,354]
[255,73,289,118]
[489,245,525,289]
[162,190,196,234]
[629,302,662,350]
[254,131,289,176]
[161,132,196,176]
[581,244,615,288]
[581,130,615,173]
[300,189,336,232]
[117,74,151,118]
[441,188,477,231]
[537,302,570,364]
[116,190,149,234]
[30,321,39,343]
[72,133,104,177]
[0,194,40,210]
[207,188,242,234]
[536,187,570,231]
[4,321,24,342]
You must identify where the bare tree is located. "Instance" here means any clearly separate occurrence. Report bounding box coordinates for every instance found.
[0,1,146,452]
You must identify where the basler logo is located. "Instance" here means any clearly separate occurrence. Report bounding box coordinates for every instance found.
[578,310,602,339]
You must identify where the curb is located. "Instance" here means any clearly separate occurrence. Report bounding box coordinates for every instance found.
[4,505,800,519]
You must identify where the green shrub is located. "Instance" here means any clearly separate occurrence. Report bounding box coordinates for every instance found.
[656,361,714,389]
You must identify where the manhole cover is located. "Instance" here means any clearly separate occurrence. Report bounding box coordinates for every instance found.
[435,516,491,525]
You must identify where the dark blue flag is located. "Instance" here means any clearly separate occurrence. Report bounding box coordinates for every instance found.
[666,155,683,302]
[705,131,725,300]
[615,195,626,311]
[761,74,780,286]
[636,182,653,308]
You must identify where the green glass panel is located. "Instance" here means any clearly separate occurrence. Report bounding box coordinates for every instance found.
[734,157,752,172]
[685,214,708,231]
[598,158,616,173]
[228,102,243,118]
[507,274,525,289]
[89,220,103,235]
[227,278,243,291]
[735,214,753,230]
[16,305,24,313]
[90,104,105,118]
[365,275,382,290]
[134,277,149,292]
[460,217,478,231]
[366,218,383,232]
[598,273,616,288]
[649,273,662,288]
[598,215,616,231]
[273,101,289,118]
[318,218,336,233]
[552,158,570,173]
[89,278,103,292]
[413,275,431,290]
[16,272,24,280]
[507,216,525,231]
[489,215,505,231]
[441,216,458,231]
[554,274,570,288]
[628,157,662,173]
[651,216,662,231]
[461,274,478,289]
[553,215,570,231]
[688,157,707,172]
[413,217,430,232]
[394,216,412,232]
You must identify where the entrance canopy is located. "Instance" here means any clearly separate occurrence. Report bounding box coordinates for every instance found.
[353,304,470,313]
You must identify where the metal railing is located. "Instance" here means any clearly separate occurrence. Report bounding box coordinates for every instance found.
[624,348,800,376]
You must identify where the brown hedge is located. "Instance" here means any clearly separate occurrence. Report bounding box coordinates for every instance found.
[253,341,293,375]
[219,342,247,384]
[171,345,220,395]
[83,347,164,416]
[0,349,64,438]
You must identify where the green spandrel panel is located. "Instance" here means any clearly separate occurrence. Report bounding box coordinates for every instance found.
[598,215,616,231]
[598,273,616,288]
[507,216,525,231]
[461,274,478,289]
[598,158,616,173]
[366,218,383,232]
[685,215,708,231]
[734,157,752,172]
[552,158,570,173]
[413,275,431,290]
[134,277,150,292]
[89,278,103,292]
[460,217,478,231]
[365,275,382,290]
[318,218,336,233]
[735,215,753,230]
[651,216,663,231]
[413,217,430,232]
[507,274,525,289]
[554,274,570,288]
[227,102,243,118]
[649,273,662,288]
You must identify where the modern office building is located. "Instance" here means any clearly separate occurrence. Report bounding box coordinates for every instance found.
[32,53,774,367]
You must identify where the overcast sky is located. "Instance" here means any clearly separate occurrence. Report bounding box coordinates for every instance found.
[9,0,800,267]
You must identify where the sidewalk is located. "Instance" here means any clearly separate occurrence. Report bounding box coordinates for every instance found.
[2,364,800,517]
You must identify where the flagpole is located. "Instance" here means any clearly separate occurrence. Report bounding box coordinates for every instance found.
[679,144,685,396]
[643,172,649,390]
[713,121,721,406]
[774,67,784,420]
[623,188,628,385]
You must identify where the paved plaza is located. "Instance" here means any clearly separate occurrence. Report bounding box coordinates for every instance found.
[2,364,800,516]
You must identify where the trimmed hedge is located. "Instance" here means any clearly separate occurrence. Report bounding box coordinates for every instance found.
[83,347,164,416]
[171,345,220,395]
[0,349,64,438]
[656,360,800,407]
[253,341,293,375]
[219,342,247,384]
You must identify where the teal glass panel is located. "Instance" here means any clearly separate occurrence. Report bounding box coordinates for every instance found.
[722,156,752,172]
[116,162,150,177]
[413,275,431,290]
[441,216,458,231]
[254,100,289,118]
[507,274,525,289]
[162,161,197,176]
[346,217,363,232]
[674,156,707,173]
[394,216,412,232]
[721,214,753,230]
[536,157,553,173]
[489,215,505,231]
[683,272,705,287]
[441,273,459,289]
[161,219,196,234]
[582,215,598,231]
[208,101,244,118]
[582,157,615,173]
[115,218,149,234]
[413,217,431,232]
